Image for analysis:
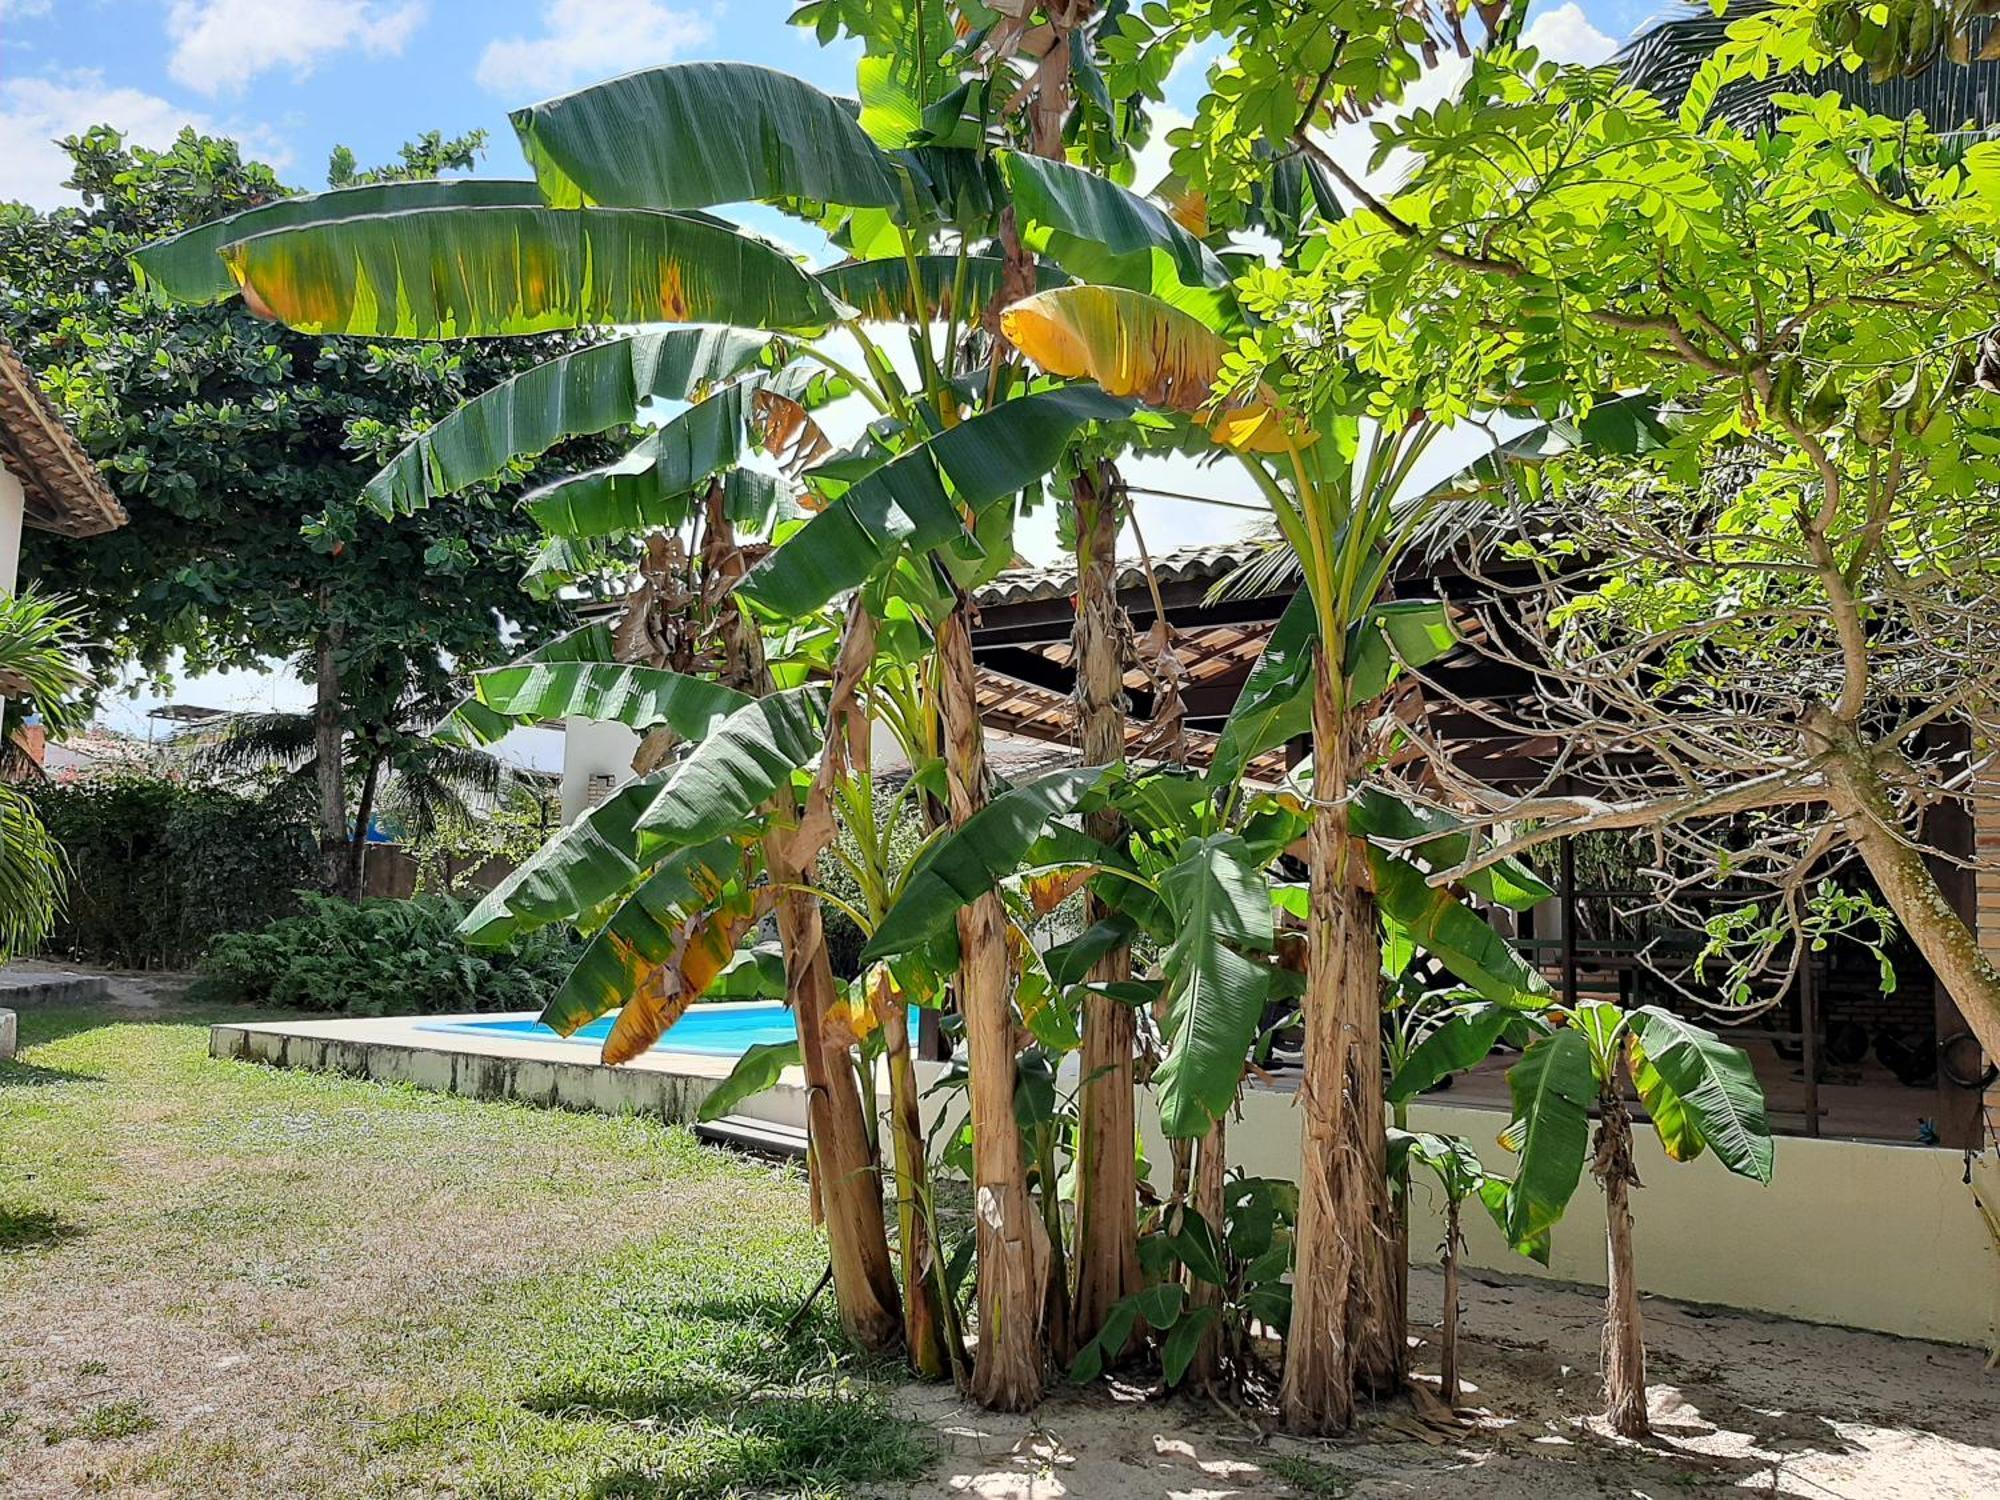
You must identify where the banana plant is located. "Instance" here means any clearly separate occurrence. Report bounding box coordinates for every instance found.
[1493,1000,1774,1438]
[1386,1130,1503,1410]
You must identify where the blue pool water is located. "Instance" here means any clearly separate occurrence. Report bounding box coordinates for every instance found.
[419,1001,802,1058]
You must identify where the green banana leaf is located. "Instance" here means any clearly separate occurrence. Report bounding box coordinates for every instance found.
[696,1040,803,1122]
[1370,851,1552,1004]
[1000,152,1240,331]
[458,772,666,946]
[864,765,1122,960]
[540,836,747,1036]
[1346,599,1459,701]
[1388,1002,1547,1105]
[472,662,753,740]
[1498,1026,1595,1250]
[512,62,898,212]
[1209,589,1314,788]
[129,178,547,305]
[435,621,615,747]
[815,255,1065,325]
[521,381,769,537]
[1628,1007,1774,1183]
[363,328,768,516]
[1154,834,1274,1139]
[521,535,606,601]
[738,385,1131,617]
[1349,788,1555,913]
[222,206,837,338]
[630,685,829,850]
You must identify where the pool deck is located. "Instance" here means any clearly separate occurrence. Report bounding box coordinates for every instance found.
[209,1014,811,1131]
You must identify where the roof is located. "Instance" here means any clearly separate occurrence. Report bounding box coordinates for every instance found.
[0,338,126,539]
[974,541,1265,608]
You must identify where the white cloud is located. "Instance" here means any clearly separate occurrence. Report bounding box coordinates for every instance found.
[475,0,712,100]
[1,1,55,17]
[1520,2,1618,66]
[165,0,426,97]
[0,69,286,209]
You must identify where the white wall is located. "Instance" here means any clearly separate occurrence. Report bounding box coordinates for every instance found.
[0,465,24,595]
[558,715,641,823]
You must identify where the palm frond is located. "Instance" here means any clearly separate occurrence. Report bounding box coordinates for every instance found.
[186,711,322,779]
[0,783,64,962]
[0,589,93,737]
[379,743,515,844]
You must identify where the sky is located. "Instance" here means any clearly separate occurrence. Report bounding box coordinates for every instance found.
[1,0,1642,752]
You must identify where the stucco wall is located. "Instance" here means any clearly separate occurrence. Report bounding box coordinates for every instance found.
[0,464,23,595]
[1145,1088,2000,1350]
[558,715,642,824]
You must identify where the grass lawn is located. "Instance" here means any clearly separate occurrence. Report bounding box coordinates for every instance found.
[0,1001,934,1499]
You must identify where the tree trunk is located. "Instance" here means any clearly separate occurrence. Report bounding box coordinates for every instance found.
[940,602,1049,1410]
[1440,1199,1461,1409]
[1186,1112,1228,1389]
[1810,709,2000,1064]
[1281,656,1400,1433]
[1595,1088,1648,1439]
[700,495,902,1355]
[883,998,957,1379]
[345,744,386,900]
[1069,464,1141,1353]
[311,619,349,898]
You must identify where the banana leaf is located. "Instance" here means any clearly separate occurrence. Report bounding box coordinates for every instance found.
[1154,834,1274,1139]
[864,765,1122,960]
[1498,1026,1595,1249]
[435,620,615,747]
[222,206,837,338]
[521,381,769,537]
[630,685,829,851]
[1349,787,1555,913]
[1209,589,1314,788]
[1389,1002,1548,1105]
[738,385,1131,617]
[363,328,768,516]
[129,178,546,305]
[815,254,1066,325]
[1001,152,1240,331]
[1370,850,1552,1003]
[1346,599,1459,702]
[540,836,746,1036]
[458,772,667,946]
[512,61,899,212]
[696,1040,802,1122]
[1629,1007,1774,1183]
[472,662,753,740]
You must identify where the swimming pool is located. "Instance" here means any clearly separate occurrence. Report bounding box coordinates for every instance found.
[419,1001,802,1059]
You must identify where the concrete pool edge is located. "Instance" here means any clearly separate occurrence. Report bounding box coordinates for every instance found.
[209,1014,811,1131]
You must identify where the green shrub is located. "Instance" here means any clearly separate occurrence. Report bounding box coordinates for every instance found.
[189,893,582,1016]
[32,773,319,969]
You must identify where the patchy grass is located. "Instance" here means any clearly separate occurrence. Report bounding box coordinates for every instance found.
[0,1000,931,1499]
[1265,1453,1354,1496]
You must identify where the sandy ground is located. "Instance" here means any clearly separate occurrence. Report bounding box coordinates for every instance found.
[902,1267,2000,1499]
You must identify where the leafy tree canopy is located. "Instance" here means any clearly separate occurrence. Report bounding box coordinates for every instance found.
[0,125,616,723]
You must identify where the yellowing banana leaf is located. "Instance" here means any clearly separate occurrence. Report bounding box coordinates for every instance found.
[511,62,898,211]
[363,328,769,516]
[129,178,546,305]
[1154,834,1275,1139]
[539,836,746,1037]
[738,384,1130,617]
[222,207,837,338]
[815,254,1064,325]
[604,888,765,1065]
[1001,153,1240,332]
[435,620,615,747]
[472,662,753,740]
[1628,1037,1707,1164]
[1001,286,1288,452]
[1628,1007,1774,1184]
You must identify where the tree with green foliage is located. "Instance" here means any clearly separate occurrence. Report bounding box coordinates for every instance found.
[0,125,614,896]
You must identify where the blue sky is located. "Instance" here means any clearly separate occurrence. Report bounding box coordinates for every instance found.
[1,0,1641,741]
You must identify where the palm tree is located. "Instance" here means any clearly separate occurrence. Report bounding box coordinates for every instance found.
[0,589,91,960]
[1620,0,2000,130]
[190,690,514,901]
